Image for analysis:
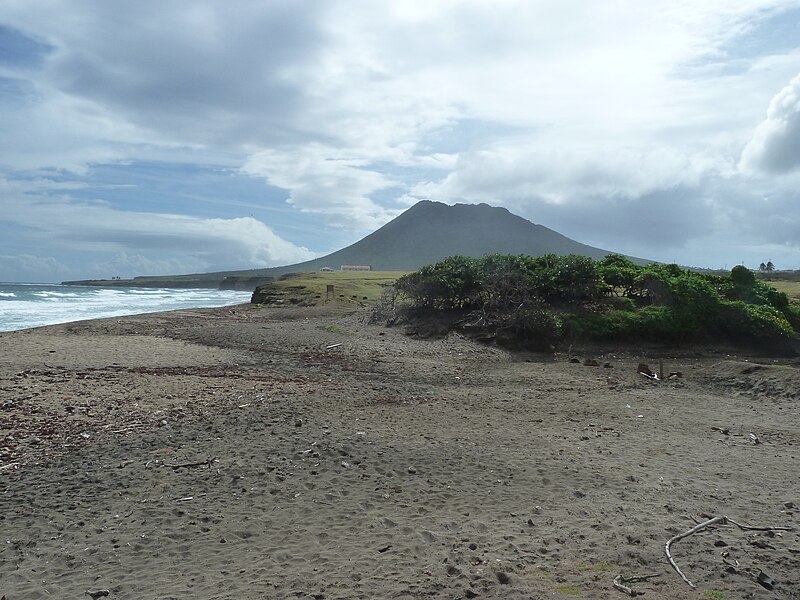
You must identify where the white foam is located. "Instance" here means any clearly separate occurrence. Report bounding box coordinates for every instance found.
[0,284,251,332]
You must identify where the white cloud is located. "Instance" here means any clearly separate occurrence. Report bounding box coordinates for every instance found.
[410,143,727,205]
[88,253,197,279]
[242,145,401,230]
[0,253,68,281]
[0,180,315,277]
[740,73,800,173]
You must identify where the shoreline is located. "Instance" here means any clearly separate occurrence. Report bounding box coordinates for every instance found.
[0,283,252,333]
[1,304,798,598]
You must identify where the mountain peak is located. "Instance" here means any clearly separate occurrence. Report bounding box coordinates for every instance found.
[294,200,622,272]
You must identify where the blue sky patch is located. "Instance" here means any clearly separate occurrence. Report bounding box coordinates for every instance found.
[0,24,51,69]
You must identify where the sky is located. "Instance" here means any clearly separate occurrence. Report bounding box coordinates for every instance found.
[2,1,800,282]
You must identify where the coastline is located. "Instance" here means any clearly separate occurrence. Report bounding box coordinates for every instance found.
[1,304,798,598]
[0,283,252,333]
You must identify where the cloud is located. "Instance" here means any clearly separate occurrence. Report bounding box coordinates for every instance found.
[87,252,212,280]
[0,253,67,281]
[0,180,316,277]
[242,145,402,230]
[740,73,800,173]
[412,143,722,203]
[720,178,800,243]
[1,1,328,147]
[61,213,314,265]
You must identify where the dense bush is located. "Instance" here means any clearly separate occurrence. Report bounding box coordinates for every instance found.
[496,306,563,350]
[394,255,483,310]
[567,306,679,341]
[391,254,799,349]
[530,254,604,304]
[596,254,639,297]
[718,302,795,340]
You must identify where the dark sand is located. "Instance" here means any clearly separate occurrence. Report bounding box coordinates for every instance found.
[1,304,799,599]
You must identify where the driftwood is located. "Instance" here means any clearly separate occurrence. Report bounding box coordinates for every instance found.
[163,456,217,469]
[665,515,792,587]
[612,573,660,596]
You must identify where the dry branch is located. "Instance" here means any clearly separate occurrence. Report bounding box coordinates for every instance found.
[665,515,793,587]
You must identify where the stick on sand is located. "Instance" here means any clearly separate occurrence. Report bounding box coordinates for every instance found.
[665,515,792,587]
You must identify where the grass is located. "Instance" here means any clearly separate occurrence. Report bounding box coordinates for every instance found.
[555,584,582,596]
[766,280,800,304]
[254,271,408,307]
[702,591,725,600]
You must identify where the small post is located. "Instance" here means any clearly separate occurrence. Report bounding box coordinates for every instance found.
[326,284,334,301]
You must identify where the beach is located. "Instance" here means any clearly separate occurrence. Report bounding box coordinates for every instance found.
[1,303,798,599]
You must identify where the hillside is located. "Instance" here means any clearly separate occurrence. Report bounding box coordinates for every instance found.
[64,201,643,289]
[296,201,628,270]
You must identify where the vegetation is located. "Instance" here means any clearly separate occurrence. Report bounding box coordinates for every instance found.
[251,271,407,307]
[390,254,799,350]
[764,279,800,304]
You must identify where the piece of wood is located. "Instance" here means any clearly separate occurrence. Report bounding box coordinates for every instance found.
[725,517,792,532]
[665,516,727,587]
[665,515,793,587]
[0,462,19,472]
[163,456,217,469]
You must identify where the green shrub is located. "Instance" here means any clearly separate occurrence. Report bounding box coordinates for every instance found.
[731,265,756,286]
[763,284,790,311]
[786,304,800,332]
[526,254,605,304]
[569,306,686,341]
[395,255,482,309]
[605,296,636,311]
[501,306,562,349]
[719,301,794,340]
[567,311,630,340]
[393,254,799,349]
[480,254,541,309]
[597,254,640,297]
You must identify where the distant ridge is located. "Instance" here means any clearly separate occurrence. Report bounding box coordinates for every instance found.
[64,201,647,289]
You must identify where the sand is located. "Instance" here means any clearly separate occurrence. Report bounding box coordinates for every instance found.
[1,304,799,599]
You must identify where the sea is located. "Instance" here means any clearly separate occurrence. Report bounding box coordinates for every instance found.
[0,283,252,332]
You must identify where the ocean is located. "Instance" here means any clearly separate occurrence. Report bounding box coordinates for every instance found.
[0,283,252,332]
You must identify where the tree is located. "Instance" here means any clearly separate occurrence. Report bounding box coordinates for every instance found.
[766,260,775,272]
[597,254,640,297]
[731,265,756,286]
[759,262,767,272]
